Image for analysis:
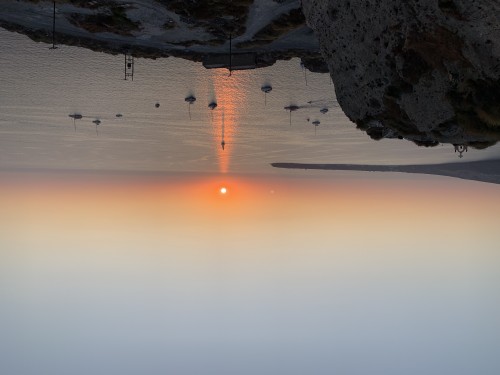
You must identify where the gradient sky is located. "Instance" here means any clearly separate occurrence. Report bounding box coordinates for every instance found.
[1,172,499,375]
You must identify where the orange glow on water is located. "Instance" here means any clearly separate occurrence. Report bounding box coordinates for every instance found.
[210,70,248,173]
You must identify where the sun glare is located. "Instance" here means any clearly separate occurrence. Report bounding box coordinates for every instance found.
[220,187,227,194]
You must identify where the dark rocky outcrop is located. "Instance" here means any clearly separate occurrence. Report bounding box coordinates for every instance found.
[302,0,500,149]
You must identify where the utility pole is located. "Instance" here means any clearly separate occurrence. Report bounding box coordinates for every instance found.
[49,1,58,49]
[228,33,232,76]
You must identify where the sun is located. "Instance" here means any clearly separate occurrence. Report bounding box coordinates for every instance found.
[220,187,227,194]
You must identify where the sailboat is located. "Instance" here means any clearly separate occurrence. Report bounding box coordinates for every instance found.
[93,119,101,135]
[261,85,272,106]
[69,113,83,131]
[312,120,320,135]
[284,105,299,126]
[208,101,217,122]
[221,112,225,150]
[185,95,196,119]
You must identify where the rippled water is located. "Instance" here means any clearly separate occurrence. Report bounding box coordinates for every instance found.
[2,28,499,175]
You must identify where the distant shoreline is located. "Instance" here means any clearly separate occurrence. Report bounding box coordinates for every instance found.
[0,0,328,72]
[271,160,500,185]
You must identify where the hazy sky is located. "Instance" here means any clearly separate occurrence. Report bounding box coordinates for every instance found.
[1,172,499,375]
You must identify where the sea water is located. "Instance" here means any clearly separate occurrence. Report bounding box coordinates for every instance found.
[1,28,498,175]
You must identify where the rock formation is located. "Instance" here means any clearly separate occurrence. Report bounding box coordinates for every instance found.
[302,0,500,149]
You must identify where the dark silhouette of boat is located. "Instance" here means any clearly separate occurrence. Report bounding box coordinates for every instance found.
[185,95,196,119]
[261,85,272,106]
[93,119,101,135]
[185,95,196,104]
[221,112,225,150]
[284,105,299,125]
[69,113,83,131]
[312,120,320,134]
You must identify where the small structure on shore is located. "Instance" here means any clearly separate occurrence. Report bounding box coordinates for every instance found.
[124,54,134,80]
[454,144,468,158]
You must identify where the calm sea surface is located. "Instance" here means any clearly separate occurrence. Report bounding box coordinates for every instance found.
[2,28,499,175]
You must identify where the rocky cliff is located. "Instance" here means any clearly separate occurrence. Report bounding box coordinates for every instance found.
[302,0,500,149]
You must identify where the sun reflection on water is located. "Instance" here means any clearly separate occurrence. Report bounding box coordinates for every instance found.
[209,69,249,174]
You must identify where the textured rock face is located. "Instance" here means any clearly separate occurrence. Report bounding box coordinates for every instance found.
[302,0,500,149]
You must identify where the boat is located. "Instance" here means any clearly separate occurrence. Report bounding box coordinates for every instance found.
[261,85,272,105]
[185,95,196,104]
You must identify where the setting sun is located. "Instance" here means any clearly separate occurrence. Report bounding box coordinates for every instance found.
[220,187,227,194]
